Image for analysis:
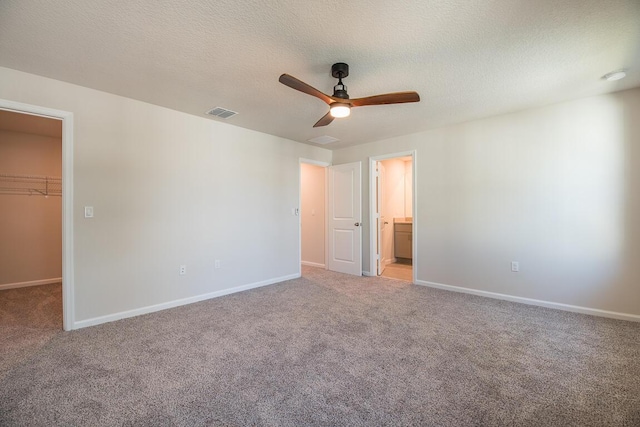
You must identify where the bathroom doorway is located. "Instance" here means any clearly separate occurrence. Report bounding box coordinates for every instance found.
[370,151,415,282]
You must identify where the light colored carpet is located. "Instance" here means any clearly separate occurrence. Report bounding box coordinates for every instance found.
[0,283,62,378]
[1,267,639,426]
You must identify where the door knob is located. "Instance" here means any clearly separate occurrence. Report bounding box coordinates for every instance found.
[354,222,361,226]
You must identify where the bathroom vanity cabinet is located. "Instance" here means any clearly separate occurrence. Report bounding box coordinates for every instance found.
[394,222,412,260]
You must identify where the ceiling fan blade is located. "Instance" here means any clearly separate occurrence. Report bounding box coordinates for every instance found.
[350,91,420,107]
[279,74,333,105]
[313,111,334,127]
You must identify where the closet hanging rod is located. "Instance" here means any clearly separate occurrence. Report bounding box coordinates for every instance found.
[0,173,62,196]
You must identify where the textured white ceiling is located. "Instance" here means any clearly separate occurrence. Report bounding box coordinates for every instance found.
[0,0,638,149]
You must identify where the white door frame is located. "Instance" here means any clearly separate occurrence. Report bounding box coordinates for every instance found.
[0,99,75,331]
[369,150,417,283]
[299,158,330,276]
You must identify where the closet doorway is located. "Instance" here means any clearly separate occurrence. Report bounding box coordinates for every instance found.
[299,159,328,272]
[0,108,67,374]
[0,100,74,334]
[370,151,416,282]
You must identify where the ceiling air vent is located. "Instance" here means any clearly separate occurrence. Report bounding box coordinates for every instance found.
[206,107,238,119]
[308,135,339,145]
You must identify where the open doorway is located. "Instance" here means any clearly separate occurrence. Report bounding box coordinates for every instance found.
[0,109,65,375]
[370,152,416,282]
[299,159,328,272]
[0,110,62,291]
[0,99,74,334]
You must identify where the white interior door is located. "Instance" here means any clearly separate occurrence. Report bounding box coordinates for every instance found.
[328,162,362,276]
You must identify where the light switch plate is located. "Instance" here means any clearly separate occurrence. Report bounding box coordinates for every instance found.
[84,206,94,218]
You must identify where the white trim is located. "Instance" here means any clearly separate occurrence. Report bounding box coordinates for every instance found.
[362,271,374,277]
[74,273,300,329]
[369,159,377,276]
[411,152,417,284]
[301,261,326,268]
[0,277,62,291]
[369,151,417,282]
[324,162,329,270]
[299,158,331,167]
[415,279,640,322]
[0,99,74,331]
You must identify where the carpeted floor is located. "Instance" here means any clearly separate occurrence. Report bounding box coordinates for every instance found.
[0,282,63,379]
[1,267,639,426]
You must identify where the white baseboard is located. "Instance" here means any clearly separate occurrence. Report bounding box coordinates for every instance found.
[73,273,301,330]
[301,261,326,268]
[415,279,640,322]
[0,277,62,291]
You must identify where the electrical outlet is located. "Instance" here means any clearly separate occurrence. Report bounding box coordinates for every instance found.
[214,260,221,269]
[179,265,186,275]
[511,261,519,272]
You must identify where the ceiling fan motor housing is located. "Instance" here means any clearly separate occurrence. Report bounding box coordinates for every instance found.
[331,62,350,99]
[331,62,349,78]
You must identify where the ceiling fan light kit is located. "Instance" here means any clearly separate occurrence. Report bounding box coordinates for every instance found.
[330,103,351,118]
[279,62,420,127]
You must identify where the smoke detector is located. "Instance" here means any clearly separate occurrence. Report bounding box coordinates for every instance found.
[602,70,627,81]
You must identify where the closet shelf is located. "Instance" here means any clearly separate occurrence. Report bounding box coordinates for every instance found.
[0,173,62,196]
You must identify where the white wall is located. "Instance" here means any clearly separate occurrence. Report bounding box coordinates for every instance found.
[0,130,62,286]
[333,88,640,316]
[300,163,325,267]
[2,65,638,321]
[380,159,406,220]
[0,67,331,327]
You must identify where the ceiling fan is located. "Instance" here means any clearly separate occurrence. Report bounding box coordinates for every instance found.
[279,63,420,127]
